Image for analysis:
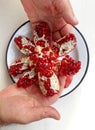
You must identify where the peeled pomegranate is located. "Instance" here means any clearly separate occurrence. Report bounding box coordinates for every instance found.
[9,21,81,96]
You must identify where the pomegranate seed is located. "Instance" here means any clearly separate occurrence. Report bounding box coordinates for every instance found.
[36,58,54,77]
[14,36,23,49]
[59,55,81,76]
[46,89,58,96]
[57,33,76,45]
[9,64,24,76]
[51,45,59,54]
[17,70,37,88]
[44,79,51,90]
[36,40,45,47]
[17,75,32,88]
[34,21,51,43]
[9,57,30,76]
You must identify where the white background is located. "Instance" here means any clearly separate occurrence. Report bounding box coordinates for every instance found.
[0,0,95,130]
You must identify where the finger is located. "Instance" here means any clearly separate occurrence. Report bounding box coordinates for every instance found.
[52,0,78,25]
[52,24,73,41]
[59,76,66,88]
[62,0,78,25]
[51,17,67,31]
[52,31,61,41]
[58,76,66,95]
[51,17,67,40]
[25,106,60,123]
[60,24,73,36]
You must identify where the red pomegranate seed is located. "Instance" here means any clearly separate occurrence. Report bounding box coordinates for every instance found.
[51,45,59,54]
[9,57,31,76]
[57,33,76,45]
[9,64,24,76]
[36,40,45,47]
[14,36,35,55]
[17,71,37,88]
[44,79,51,90]
[34,21,51,43]
[46,89,58,96]
[14,36,23,49]
[59,55,81,76]
[17,75,33,88]
[29,53,40,65]
[41,47,50,55]
[36,58,54,77]
[23,45,35,54]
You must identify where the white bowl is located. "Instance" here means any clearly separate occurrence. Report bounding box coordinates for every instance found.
[6,21,89,97]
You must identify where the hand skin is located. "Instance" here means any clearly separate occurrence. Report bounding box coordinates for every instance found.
[0,77,66,124]
[21,0,78,40]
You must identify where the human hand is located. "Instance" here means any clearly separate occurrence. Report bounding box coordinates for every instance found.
[21,0,78,40]
[0,77,66,124]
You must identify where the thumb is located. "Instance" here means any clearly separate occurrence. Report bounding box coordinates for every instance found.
[28,106,60,122]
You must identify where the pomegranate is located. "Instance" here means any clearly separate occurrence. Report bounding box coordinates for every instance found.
[9,21,81,96]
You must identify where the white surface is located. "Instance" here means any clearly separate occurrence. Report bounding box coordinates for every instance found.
[0,0,94,130]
